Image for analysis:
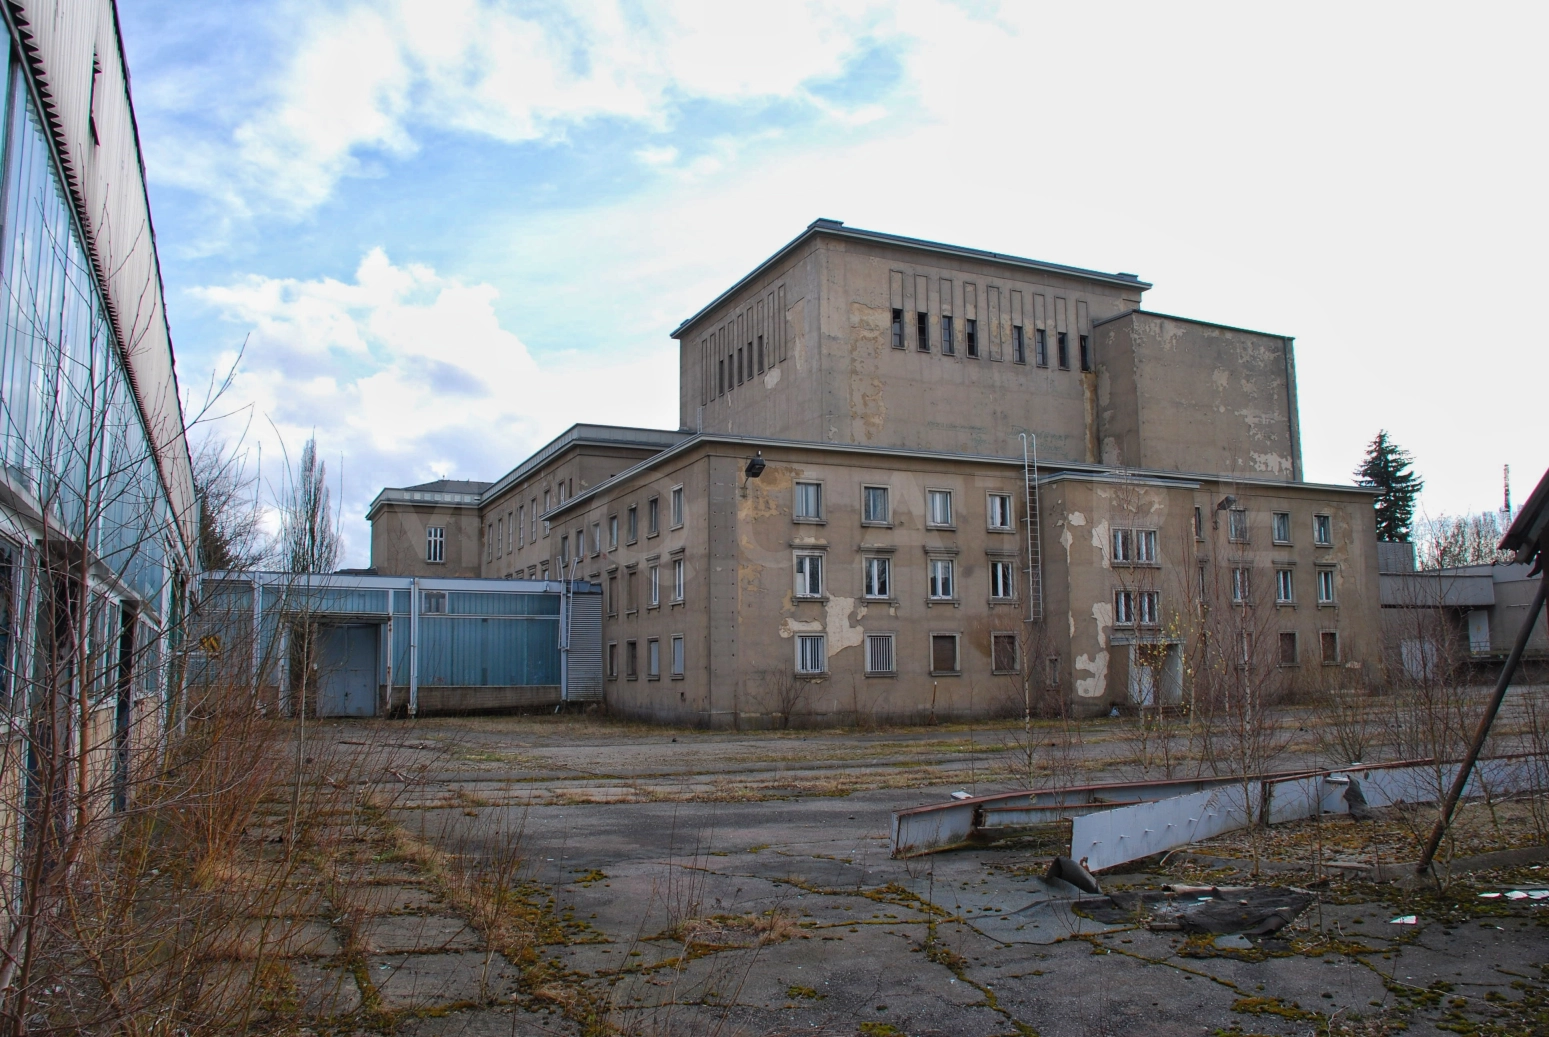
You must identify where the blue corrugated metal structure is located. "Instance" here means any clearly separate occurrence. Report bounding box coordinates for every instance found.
[197,572,601,716]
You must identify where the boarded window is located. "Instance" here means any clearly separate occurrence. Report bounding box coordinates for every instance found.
[931,634,959,673]
[992,633,1018,673]
[1320,631,1339,664]
[1279,632,1298,666]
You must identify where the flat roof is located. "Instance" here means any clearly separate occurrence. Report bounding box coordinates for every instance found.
[544,432,1376,521]
[1093,308,1293,342]
[671,219,1153,339]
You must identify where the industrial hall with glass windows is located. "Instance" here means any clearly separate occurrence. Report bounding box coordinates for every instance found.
[369,219,1384,727]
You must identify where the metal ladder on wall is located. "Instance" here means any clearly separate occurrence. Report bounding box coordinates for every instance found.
[1020,433,1044,623]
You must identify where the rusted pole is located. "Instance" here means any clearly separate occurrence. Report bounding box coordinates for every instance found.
[1416,570,1548,873]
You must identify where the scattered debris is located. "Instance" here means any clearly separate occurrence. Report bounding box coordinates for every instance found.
[1046,856,1102,895]
[949,791,971,801]
[1074,885,1314,935]
[1389,915,1419,925]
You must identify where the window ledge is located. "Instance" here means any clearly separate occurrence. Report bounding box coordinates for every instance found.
[864,671,897,679]
[929,670,962,678]
[794,595,829,604]
[991,669,1020,676]
[793,517,826,526]
[670,523,684,532]
[988,598,1019,607]
[626,609,638,616]
[647,675,660,681]
[986,526,1014,535]
[1272,540,1293,547]
[670,673,685,681]
[926,598,961,608]
[864,596,900,606]
[1317,602,1338,609]
[1276,602,1297,609]
[925,525,958,533]
[646,604,660,612]
[646,531,659,539]
[1314,542,1332,549]
[670,599,685,609]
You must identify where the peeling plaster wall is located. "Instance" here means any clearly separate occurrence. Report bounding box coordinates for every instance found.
[1094,312,1301,481]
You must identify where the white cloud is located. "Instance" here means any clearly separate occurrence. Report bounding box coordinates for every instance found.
[190,249,678,565]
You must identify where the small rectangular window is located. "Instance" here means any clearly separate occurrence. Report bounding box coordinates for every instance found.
[591,522,601,555]
[1115,590,1134,625]
[864,556,890,599]
[863,485,890,525]
[1276,568,1294,604]
[1279,631,1298,666]
[891,308,905,349]
[718,357,725,393]
[609,516,618,549]
[647,638,660,679]
[1232,567,1251,604]
[992,633,1019,673]
[1035,328,1048,367]
[987,493,1013,531]
[757,334,765,373]
[674,558,685,601]
[990,560,1015,599]
[626,640,638,678]
[1136,529,1157,563]
[1317,568,1335,604]
[426,526,445,563]
[649,565,660,607]
[1228,508,1249,542]
[487,523,494,563]
[965,318,978,357]
[795,553,824,597]
[518,506,525,546]
[916,311,930,352]
[496,518,503,558]
[627,505,638,543]
[931,633,959,674]
[1057,331,1069,369]
[422,590,446,614]
[1320,631,1339,664]
[797,634,826,674]
[648,496,660,535]
[927,489,953,527]
[607,641,617,678]
[941,315,955,355]
[928,558,955,599]
[626,569,637,612]
[1046,655,1060,688]
[1079,334,1091,372]
[1272,512,1292,544]
[1112,528,1132,563]
[865,633,895,675]
[1138,590,1159,625]
[1194,506,1204,540]
[607,574,618,616]
[1012,325,1026,364]
[794,481,823,521]
[672,634,685,676]
[737,347,743,385]
[1313,514,1332,546]
[671,486,684,527]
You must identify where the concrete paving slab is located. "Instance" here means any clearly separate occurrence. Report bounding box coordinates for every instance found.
[394,1005,579,1036]
[368,951,517,1010]
[349,883,448,915]
[359,913,481,954]
[288,960,363,1017]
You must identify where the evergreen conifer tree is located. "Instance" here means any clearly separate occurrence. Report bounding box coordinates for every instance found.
[1354,430,1423,541]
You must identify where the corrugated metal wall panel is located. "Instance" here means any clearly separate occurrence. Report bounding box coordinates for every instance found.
[566,590,603,701]
[417,616,560,687]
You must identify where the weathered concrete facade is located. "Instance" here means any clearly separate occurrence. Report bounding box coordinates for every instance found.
[369,222,1384,724]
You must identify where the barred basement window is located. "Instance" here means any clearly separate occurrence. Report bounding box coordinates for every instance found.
[797,634,826,674]
[426,526,445,563]
[865,633,895,674]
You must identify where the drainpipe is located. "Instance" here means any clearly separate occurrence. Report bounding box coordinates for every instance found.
[252,575,262,710]
[408,577,420,718]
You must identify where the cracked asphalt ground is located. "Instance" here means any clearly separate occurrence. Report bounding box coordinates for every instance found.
[312,712,1549,1036]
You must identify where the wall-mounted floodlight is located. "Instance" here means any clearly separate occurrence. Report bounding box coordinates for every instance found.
[1216,494,1237,511]
[745,451,766,480]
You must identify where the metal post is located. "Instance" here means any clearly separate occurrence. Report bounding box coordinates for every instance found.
[383,615,393,717]
[251,576,262,710]
[1417,570,1549,872]
[408,578,420,718]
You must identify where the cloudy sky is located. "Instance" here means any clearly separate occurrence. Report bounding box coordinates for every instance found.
[119,1,1548,566]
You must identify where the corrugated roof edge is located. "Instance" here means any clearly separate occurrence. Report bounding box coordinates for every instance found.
[1093,308,1294,342]
[543,432,1378,521]
[669,219,1153,340]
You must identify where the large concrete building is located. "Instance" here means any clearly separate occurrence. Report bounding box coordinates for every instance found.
[369,220,1382,725]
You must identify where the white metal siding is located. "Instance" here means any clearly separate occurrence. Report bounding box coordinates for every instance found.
[566,590,604,701]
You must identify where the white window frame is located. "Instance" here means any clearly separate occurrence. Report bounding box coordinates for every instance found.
[1232,567,1251,604]
[1115,589,1135,625]
[649,565,660,607]
[1112,528,1132,563]
[673,558,685,602]
[606,641,617,678]
[591,522,601,556]
[1138,590,1160,626]
[796,634,827,675]
[926,489,954,529]
[862,484,891,526]
[863,555,891,600]
[1272,511,1292,544]
[794,481,824,522]
[609,515,618,550]
[865,632,896,675]
[1228,508,1249,542]
[627,505,638,543]
[1313,514,1332,547]
[794,552,825,598]
[1275,568,1294,604]
[1135,529,1157,563]
[671,634,685,676]
[928,557,955,600]
[1316,568,1336,604]
[989,559,1015,600]
[647,638,661,679]
[986,493,1013,531]
[648,495,660,536]
[426,526,445,563]
[518,505,525,546]
[671,485,684,528]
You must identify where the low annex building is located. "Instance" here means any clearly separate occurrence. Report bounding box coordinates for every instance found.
[369,221,1382,725]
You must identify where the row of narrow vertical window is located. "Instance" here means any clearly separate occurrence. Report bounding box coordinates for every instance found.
[890,309,1091,371]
